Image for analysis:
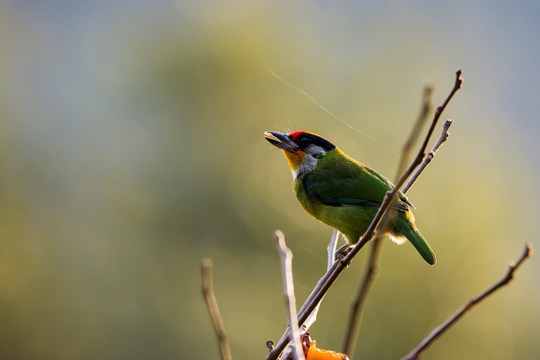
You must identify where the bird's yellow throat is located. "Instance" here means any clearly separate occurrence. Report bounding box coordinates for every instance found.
[283,149,304,172]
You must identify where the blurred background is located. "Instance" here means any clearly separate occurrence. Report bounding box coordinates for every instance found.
[1,1,539,359]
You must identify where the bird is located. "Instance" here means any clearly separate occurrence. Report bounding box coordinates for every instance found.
[265,130,436,265]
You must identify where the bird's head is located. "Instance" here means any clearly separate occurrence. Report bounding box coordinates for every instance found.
[265,130,336,178]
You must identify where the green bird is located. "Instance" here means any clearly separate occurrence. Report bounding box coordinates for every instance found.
[265,130,436,265]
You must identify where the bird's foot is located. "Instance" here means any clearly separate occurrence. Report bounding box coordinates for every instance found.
[334,244,352,264]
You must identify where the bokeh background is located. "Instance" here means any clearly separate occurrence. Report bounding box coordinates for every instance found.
[1,1,539,359]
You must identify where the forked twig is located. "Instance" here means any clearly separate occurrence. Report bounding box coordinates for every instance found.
[341,72,461,356]
[341,118,454,355]
[201,259,233,360]
[397,85,434,179]
[343,84,434,356]
[401,243,533,360]
[418,70,462,158]
[402,119,453,193]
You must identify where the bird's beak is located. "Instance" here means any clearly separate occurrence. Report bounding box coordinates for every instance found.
[264,131,299,153]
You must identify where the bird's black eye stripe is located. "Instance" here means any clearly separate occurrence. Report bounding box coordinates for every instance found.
[294,133,336,151]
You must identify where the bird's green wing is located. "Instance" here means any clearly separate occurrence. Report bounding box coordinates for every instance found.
[302,161,411,210]
[363,166,414,208]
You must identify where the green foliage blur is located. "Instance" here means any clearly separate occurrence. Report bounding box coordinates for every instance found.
[1,1,539,359]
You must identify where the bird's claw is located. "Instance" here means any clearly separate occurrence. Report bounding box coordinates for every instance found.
[334,244,352,264]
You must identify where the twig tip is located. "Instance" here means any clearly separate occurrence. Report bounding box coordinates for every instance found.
[515,243,533,268]
[274,230,287,250]
[202,258,213,270]
[525,242,533,256]
[455,69,463,88]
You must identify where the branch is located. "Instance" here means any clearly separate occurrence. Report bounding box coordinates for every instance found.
[401,243,533,360]
[341,71,461,356]
[267,70,463,360]
[201,259,233,360]
[396,84,434,179]
[341,118,454,355]
[418,69,462,159]
[348,84,459,261]
[343,84,434,356]
[274,230,305,360]
[401,119,453,193]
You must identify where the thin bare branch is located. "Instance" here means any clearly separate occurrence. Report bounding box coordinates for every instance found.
[340,122,453,355]
[418,69,462,157]
[275,230,305,360]
[396,85,434,179]
[401,243,533,360]
[341,73,461,356]
[402,119,453,193]
[343,83,435,356]
[267,70,463,360]
[201,258,233,360]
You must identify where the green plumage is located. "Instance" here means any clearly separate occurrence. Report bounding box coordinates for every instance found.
[295,148,436,265]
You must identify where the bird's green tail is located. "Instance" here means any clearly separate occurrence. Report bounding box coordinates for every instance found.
[401,228,436,265]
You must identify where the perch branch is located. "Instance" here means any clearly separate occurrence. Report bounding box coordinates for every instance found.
[341,119,454,355]
[401,243,533,360]
[343,83,434,356]
[201,258,233,360]
[342,72,461,356]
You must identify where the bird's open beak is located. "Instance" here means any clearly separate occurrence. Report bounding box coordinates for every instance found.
[264,131,299,153]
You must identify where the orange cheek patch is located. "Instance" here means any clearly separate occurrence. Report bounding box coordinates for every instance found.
[284,150,303,171]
